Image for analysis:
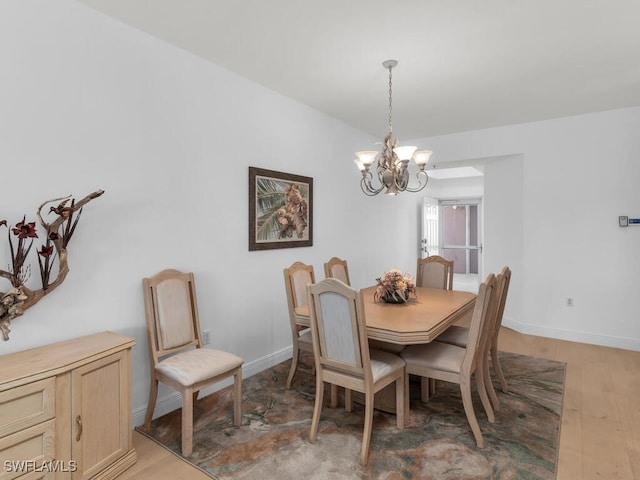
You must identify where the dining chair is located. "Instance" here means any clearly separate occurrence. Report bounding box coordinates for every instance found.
[436,266,512,395]
[400,273,497,448]
[416,255,454,290]
[323,256,351,286]
[423,270,505,410]
[307,278,406,465]
[142,269,244,456]
[283,261,316,388]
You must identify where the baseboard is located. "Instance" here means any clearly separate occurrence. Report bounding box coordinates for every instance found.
[502,317,640,352]
[131,346,293,427]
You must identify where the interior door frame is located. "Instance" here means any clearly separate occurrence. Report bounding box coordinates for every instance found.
[439,198,483,277]
[420,197,440,258]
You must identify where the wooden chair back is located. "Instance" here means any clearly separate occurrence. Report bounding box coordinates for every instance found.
[307,278,370,383]
[416,255,454,290]
[488,266,512,394]
[143,269,203,366]
[283,261,315,325]
[324,257,351,286]
[492,266,512,340]
[460,273,497,376]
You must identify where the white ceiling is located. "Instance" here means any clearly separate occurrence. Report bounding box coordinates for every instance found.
[77,0,640,139]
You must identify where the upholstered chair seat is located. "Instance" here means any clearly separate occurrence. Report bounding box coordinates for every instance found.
[434,325,468,348]
[297,329,312,345]
[156,349,243,386]
[402,342,466,375]
[369,349,407,380]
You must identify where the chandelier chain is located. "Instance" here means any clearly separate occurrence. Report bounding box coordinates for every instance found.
[388,65,393,134]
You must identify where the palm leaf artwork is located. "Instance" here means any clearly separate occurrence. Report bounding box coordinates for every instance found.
[255,176,309,242]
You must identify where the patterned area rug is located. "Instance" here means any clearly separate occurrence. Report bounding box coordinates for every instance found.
[137,352,565,479]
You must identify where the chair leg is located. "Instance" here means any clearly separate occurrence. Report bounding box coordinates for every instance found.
[181,388,194,456]
[330,384,338,408]
[491,343,509,393]
[483,350,500,412]
[144,378,159,431]
[287,345,300,389]
[420,377,430,402]
[345,388,353,412]
[475,361,495,423]
[460,380,484,449]
[233,368,242,426]
[395,375,405,429]
[360,391,375,465]
[429,378,437,396]
[309,376,324,443]
[404,372,410,420]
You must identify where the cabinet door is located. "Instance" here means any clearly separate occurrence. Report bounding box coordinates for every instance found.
[70,351,131,480]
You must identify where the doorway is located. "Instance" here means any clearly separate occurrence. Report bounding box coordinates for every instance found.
[421,198,482,292]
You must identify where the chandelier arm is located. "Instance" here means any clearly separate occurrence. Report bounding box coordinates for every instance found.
[404,171,429,193]
[360,174,385,196]
[393,164,408,191]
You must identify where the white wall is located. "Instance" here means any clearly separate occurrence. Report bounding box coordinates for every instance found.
[0,0,422,424]
[412,109,640,351]
[424,177,484,201]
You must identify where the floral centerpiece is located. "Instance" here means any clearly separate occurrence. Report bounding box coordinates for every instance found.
[374,269,417,304]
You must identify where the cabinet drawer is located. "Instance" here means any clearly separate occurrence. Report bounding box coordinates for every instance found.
[0,419,55,480]
[0,379,55,439]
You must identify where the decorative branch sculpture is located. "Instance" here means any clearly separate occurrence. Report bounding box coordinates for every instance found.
[0,190,104,340]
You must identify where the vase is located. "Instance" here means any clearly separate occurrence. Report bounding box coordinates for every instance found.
[381,292,408,304]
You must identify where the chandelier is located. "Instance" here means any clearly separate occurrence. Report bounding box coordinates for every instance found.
[354,60,432,196]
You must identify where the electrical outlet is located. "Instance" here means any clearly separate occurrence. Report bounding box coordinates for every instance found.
[202,330,211,345]
[566,298,573,307]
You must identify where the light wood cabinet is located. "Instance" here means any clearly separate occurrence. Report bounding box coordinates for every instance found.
[0,332,136,480]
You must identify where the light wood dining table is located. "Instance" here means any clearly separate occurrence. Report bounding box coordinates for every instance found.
[296,285,476,342]
[360,286,477,345]
[362,285,476,412]
[296,285,477,413]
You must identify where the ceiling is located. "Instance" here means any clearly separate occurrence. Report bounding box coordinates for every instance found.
[77,0,640,139]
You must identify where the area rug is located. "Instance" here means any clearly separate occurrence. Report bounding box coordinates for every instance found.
[137,352,565,479]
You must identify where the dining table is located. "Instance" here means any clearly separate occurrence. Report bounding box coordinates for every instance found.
[297,285,477,413]
[363,285,477,412]
[360,285,476,345]
[295,285,476,342]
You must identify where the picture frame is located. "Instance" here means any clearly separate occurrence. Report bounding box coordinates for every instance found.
[248,167,313,251]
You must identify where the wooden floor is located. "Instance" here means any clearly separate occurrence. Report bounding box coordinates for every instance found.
[118,328,640,480]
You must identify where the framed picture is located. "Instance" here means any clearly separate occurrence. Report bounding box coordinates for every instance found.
[249,167,313,251]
